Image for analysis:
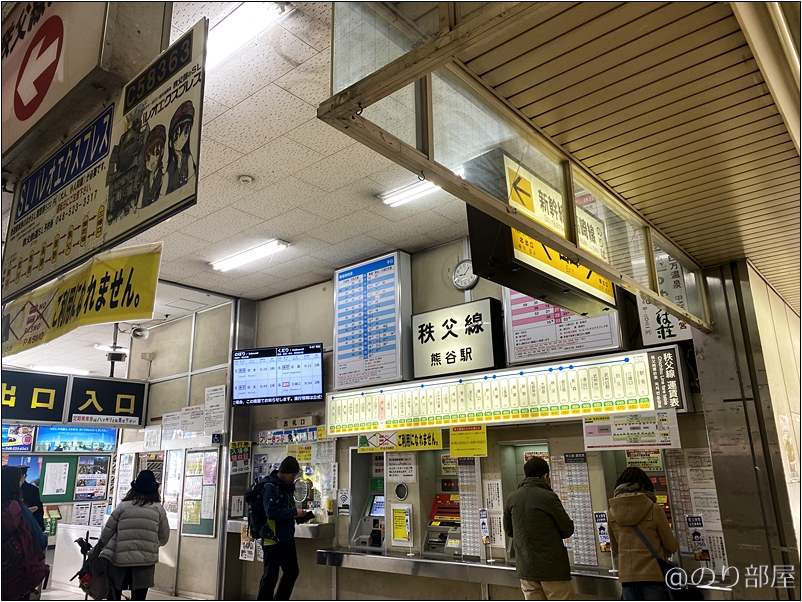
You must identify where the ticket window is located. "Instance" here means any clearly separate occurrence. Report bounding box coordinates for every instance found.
[498,441,550,562]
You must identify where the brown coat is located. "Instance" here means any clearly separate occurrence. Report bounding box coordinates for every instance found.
[608,492,678,583]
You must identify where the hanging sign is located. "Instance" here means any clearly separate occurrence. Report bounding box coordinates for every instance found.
[2,18,207,303]
[638,250,694,345]
[412,298,504,378]
[68,376,147,426]
[357,428,443,453]
[1,369,68,423]
[2,243,162,357]
[583,410,680,450]
[449,425,487,457]
[504,288,621,364]
[333,252,411,390]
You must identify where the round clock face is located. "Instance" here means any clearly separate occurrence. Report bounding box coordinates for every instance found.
[453,259,478,290]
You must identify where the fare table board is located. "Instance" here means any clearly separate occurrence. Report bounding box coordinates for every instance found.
[326,345,687,436]
[333,252,411,390]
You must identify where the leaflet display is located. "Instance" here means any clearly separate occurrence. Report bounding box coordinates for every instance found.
[232,344,323,405]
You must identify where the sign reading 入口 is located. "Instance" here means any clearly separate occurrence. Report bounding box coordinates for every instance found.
[2,18,207,302]
[412,298,504,379]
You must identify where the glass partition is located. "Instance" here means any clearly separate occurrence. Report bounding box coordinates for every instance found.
[332,2,439,94]
[362,82,418,147]
[572,169,650,287]
[432,67,566,236]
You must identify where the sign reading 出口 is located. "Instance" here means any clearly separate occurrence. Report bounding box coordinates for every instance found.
[2,19,207,302]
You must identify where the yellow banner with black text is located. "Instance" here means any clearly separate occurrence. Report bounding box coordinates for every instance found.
[2,243,162,356]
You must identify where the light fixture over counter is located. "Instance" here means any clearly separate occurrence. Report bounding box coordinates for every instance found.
[379,167,464,208]
[206,2,286,70]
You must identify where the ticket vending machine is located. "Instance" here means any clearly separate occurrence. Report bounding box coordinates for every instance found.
[351,493,386,549]
[423,493,462,558]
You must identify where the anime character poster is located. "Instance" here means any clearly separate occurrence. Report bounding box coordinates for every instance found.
[2,18,207,302]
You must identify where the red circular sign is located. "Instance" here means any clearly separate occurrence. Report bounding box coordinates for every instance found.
[14,15,64,121]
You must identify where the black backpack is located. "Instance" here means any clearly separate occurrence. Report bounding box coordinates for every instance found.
[244,479,277,542]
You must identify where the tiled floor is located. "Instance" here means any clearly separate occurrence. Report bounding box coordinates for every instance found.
[42,585,193,600]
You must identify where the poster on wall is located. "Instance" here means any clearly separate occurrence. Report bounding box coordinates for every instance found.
[74,456,109,500]
[637,250,694,346]
[2,19,207,304]
[2,425,35,452]
[163,449,183,529]
[229,442,252,475]
[333,252,409,390]
[626,449,664,472]
[503,288,620,364]
[595,512,611,552]
[2,455,43,484]
[390,504,413,547]
[583,410,680,451]
[115,453,136,505]
[35,426,117,452]
[42,462,69,496]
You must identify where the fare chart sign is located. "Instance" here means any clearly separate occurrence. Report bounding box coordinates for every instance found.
[2,18,207,302]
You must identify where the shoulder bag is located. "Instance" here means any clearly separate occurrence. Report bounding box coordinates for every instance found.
[631,525,703,601]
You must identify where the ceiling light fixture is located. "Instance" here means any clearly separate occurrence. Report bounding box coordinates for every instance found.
[211,239,288,272]
[94,344,129,353]
[206,2,284,70]
[30,365,90,376]
[379,167,465,208]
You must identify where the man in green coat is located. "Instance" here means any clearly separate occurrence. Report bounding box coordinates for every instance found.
[503,457,575,600]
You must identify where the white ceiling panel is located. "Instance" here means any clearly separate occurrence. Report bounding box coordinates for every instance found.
[258,207,332,240]
[180,207,263,244]
[295,143,397,192]
[280,2,332,52]
[274,50,332,106]
[231,176,325,221]
[285,117,356,157]
[198,138,244,180]
[159,232,209,263]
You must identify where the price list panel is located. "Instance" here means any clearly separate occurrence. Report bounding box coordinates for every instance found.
[504,288,621,364]
[335,253,409,390]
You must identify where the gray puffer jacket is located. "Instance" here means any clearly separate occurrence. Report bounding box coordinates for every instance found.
[100,501,169,567]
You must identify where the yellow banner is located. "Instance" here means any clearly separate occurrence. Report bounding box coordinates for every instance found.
[2,243,162,356]
[392,507,410,542]
[357,428,443,453]
[450,425,487,457]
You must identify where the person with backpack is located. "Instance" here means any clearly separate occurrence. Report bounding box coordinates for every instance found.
[255,456,307,601]
[99,470,169,600]
[608,466,678,600]
[2,465,49,601]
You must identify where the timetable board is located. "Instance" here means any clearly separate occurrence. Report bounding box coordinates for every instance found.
[503,288,621,364]
[232,344,323,405]
[327,345,686,436]
[334,252,411,390]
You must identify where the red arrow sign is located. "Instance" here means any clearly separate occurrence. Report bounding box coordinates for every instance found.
[14,15,64,122]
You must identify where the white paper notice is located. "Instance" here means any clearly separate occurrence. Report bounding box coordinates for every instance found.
[691,490,722,531]
[483,480,503,512]
[185,476,203,500]
[686,449,715,488]
[386,453,416,482]
[162,412,182,441]
[201,486,216,520]
[143,425,162,451]
[181,405,206,439]
[73,502,91,526]
[90,502,107,527]
[231,495,244,518]
[312,440,336,464]
[43,462,69,495]
[204,385,226,433]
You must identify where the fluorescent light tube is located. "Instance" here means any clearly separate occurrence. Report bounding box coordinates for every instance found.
[95,344,129,353]
[206,2,284,70]
[379,167,465,208]
[211,239,288,272]
[30,365,90,376]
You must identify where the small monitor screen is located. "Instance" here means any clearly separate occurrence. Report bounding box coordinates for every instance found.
[232,344,323,405]
[368,495,385,517]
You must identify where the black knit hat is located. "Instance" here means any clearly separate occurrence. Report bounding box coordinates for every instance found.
[278,456,300,475]
[131,470,160,494]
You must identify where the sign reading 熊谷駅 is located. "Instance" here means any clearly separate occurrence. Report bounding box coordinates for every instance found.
[68,377,147,426]
[2,19,207,302]
[357,428,443,453]
[412,298,504,378]
[327,345,688,436]
[1,243,162,357]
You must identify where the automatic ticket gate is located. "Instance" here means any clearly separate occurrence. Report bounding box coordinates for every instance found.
[351,493,386,549]
[424,493,462,558]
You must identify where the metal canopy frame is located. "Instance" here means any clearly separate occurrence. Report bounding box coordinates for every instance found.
[318,2,713,333]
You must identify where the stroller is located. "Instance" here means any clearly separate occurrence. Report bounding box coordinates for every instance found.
[71,534,111,600]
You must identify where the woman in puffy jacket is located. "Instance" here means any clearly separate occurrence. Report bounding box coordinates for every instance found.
[608,466,678,601]
[100,470,169,600]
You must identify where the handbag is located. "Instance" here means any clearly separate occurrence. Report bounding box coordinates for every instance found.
[631,525,703,601]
